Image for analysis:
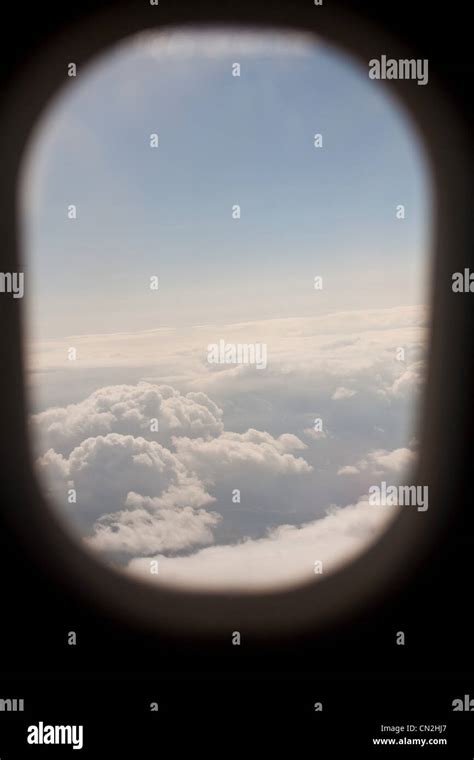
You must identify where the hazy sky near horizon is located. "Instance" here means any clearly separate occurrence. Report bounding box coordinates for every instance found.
[22,28,432,591]
[21,27,431,341]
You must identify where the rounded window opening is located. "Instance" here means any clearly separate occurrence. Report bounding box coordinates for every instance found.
[20,26,432,594]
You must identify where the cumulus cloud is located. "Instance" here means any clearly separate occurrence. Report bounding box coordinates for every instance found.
[387,361,426,398]
[37,432,215,532]
[337,465,360,476]
[127,496,398,591]
[87,491,220,555]
[337,447,416,476]
[32,382,223,456]
[35,412,314,556]
[172,429,312,481]
[369,447,416,473]
[303,427,327,440]
[29,305,428,588]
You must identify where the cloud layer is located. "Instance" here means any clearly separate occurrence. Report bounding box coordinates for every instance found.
[127,496,398,590]
[30,306,427,590]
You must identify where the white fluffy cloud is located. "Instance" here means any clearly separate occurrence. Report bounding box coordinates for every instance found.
[387,361,426,398]
[32,383,223,456]
[338,447,416,476]
[37,432,214,532]
[173,429,312,481]
[36,418,313,557]
[87,491,220,555]
[337,465,360,476]
[127,496,398,590]
[28,305,427,588]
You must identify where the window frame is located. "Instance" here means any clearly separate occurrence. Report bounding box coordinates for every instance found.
[0,0,471,641]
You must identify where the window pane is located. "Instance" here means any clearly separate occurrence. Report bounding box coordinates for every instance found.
[21,27,432,591]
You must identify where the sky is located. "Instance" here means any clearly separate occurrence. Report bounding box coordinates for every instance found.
[21,27,432,591]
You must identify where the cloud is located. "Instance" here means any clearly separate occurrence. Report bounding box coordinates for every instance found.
[303,427,327,440]
[332,386,357,400]
[36,413,314,555]
[337,447,416,476]
[369,447,416,473]
[338,465,360,476]
[27,306,429,378]
[87,491,220,555]
[387,361,426,398]
[37,432,215,533]
[127,496,398,591]
[172,429,313,481]
[134,28,316,60]
[29,305,428,587]
[32,382,223,456]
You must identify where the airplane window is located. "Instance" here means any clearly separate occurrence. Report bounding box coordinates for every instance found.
[20,27,432,593]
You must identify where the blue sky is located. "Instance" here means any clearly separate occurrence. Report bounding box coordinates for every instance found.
[22,27,431,340]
